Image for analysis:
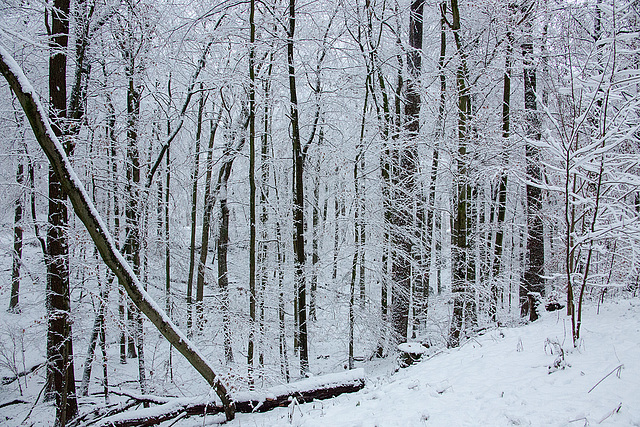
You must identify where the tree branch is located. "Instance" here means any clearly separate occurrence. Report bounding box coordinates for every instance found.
[0,45,235,422]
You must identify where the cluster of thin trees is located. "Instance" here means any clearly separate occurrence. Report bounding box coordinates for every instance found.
[1,0,639,424]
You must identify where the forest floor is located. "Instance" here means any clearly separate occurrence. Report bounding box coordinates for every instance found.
[217,297,640,427]
[1,296,639,426]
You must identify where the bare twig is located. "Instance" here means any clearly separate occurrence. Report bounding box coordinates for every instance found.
[21,381,46,424]
[588,364,624,393]
[598,402,622,424]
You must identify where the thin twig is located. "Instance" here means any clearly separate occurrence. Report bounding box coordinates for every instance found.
[21,381,46,424]
[588,364,624,393]
[598,402,622,424]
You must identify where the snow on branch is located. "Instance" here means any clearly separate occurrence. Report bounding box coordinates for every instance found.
[0,44,235,421]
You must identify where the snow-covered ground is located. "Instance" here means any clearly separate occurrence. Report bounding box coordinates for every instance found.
[218,299,640,427]
[1,297,639,426]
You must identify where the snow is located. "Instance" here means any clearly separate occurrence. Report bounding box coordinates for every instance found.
[0,45,225,398]
[397,343,428,355]
[234,368,365,404]
[215,299,640,427]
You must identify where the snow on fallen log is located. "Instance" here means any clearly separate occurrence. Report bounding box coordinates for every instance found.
[92,369,365,427]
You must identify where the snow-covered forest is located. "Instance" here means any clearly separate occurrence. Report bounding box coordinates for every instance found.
[0,0,639,425]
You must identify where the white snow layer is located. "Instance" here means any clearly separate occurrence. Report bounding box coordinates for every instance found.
[220,299,640,427]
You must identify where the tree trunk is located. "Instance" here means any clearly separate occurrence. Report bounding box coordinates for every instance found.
[522,0,544,321]
[45,0,78,422]
[248,0,257,383]
[448,0,473,348]
[188,88,205,333]
[491,22,513,323]
[0,48,236,421]
[195,108,221,331]
[287,0,309,375]
[9,151,24,313]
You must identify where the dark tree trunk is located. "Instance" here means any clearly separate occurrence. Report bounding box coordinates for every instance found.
[448,0,473,348]
[217,165,234,364]
[522,1,544,321]
[248,0,257,382]
[9,153,24,313]
[195,108,221,330]
[45,0,78,422]
[288,0,309,375]
[188,88,205,333]
[123,44,144,391]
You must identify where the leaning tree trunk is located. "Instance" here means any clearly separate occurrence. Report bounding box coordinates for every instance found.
[0,46,236,421]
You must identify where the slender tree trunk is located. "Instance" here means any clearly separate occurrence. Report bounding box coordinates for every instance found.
[248,0,257,384]
[9,151,24,313]
[196,108,221,329]
[189,88,205,332]
[491,23,513,323]
[288,0,309,375]
[332,191,340,281]
[276,220,290,382]
[218,165,234,364]
[448,0,473,348]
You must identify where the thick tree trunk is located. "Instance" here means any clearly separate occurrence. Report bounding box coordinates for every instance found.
[44,0,78,422]
[522,0,544,321]
[0,46,236,422]
[95,369,365,427]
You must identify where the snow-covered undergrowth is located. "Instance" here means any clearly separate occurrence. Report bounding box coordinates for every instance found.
[220,299,640,427]
[1,297,638,426]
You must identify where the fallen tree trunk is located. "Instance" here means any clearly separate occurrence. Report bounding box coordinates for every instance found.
[0,46,235,421]
[1,361,44,385]
[93,369,365,427]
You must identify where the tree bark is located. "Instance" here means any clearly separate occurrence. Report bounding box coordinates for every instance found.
[287,0,309,375]
[195,108,221,330]
[44,0,78,422]
[491,21,513,323]
[447,0,473,348]
[0,46,236,422]
[188,88,205,333]
[522,0,544,321]
[9,149,24,313]
[248,0,257,383]
[94,369,365,427]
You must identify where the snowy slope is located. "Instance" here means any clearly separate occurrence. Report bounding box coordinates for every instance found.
[218,299,640,427]
[1,298,638,426]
